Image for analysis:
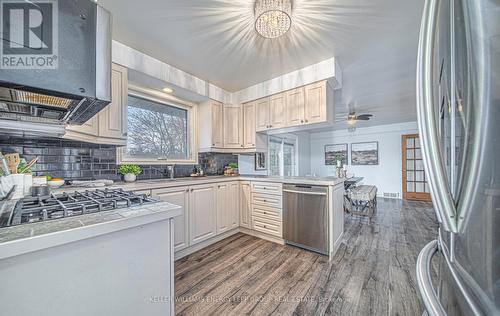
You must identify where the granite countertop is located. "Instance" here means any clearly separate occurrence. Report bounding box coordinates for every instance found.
[0,200,182,259]
[53,175,346,193]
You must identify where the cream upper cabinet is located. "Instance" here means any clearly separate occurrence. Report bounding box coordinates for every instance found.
[211,100,224,148]
[189,184,217,245]
[255,97,270,132]
[98,63,128,139]
[239,181,252,229]
[243,102,256,148]
[223,104,243,149]
[286,87,305,126]
[152,187,190,252]
[304,80,327,124]
[65,63,128,145]
[269,92,286,129]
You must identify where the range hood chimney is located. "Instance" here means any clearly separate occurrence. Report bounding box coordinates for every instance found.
[0,0,111,135]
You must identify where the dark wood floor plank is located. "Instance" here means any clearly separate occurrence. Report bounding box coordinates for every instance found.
[174,198,438,316]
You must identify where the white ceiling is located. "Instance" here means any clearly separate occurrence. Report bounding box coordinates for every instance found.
[99,0,424,128]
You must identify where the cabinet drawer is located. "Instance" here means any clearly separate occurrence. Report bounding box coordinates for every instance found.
[252,216,282,238]
[252,192,282,209]
[251,182,282,196]
[252,205,281,221]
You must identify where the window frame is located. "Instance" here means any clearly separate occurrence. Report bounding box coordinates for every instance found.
[117,85,198,165]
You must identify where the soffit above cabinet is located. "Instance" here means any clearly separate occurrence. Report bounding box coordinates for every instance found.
[113,40,341,106]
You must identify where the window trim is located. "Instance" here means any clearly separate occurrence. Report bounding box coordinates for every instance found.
[117,85,198,165]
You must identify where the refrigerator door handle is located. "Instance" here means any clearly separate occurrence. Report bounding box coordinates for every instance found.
[416,240,447,316]
[416,0,458,233]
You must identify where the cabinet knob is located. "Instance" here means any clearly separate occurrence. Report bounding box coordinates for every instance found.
[305,119,309,123]
[190,188,194,192]
[185,189,189,193]
[263,225,267,228]
[301,120,304,123]
[252,144,255,146]
[241,145,243,147]
[263,211,267,214]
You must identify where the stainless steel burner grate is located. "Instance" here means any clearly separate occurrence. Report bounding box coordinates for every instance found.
[3,188,157,227]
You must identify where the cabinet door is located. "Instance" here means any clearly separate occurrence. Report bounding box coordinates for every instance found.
[152,187,189,252]
[269,92,286,129]
[211,101,224,147]
[228,181,240,230]
[255,97,270,132]
[304,81,327,124]
[223,104,243,149]
[239,181,252,228]
[216,183,230,234]
[189,184,217,245]
[99,63,128,139]
[286,87,305,126]
[243,102,256,148]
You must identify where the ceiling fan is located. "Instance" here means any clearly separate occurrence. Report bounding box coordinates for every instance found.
[346,112,373,132]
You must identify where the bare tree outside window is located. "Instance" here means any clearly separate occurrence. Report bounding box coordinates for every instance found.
[127,95,189,160]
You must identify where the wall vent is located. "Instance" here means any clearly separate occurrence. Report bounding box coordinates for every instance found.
[383,192,400,198]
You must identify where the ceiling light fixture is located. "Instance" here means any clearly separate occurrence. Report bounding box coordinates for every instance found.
[254,0,292,39]
[162,87,174,94]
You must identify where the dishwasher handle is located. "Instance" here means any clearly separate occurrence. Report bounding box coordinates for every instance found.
[283,189,327,196]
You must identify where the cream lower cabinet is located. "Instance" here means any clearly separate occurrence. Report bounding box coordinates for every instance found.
[189,184,217,245]
[65,63,128,145]
[239,181,252,228]
[216,181,239,234]
[152,187,190,252]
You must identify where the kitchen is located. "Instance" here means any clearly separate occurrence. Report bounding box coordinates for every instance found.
[0,0,498,316]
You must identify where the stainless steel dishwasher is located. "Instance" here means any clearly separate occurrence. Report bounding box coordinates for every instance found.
[283,184,329,255]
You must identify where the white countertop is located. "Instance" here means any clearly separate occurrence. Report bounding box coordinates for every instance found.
[54,175,345,193]
[0,201,182,259]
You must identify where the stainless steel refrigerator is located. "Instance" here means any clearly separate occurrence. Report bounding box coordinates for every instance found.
[415,0,499,315]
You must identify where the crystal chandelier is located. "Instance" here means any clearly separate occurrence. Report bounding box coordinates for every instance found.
[254,0,292,39]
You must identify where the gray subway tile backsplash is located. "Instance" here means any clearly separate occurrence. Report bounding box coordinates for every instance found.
[0,137,237,181]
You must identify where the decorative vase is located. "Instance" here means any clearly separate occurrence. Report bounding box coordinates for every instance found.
[124,173,137,182]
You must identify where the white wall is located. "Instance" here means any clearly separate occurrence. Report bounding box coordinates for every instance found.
[309,122,418,198]
[238,154,268,176]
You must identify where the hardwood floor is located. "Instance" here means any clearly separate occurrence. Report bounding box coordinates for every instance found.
[174,198,438,316]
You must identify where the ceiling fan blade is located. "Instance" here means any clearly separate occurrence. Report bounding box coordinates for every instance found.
[356,114,373,120]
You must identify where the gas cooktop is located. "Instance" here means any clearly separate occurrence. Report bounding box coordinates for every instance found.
[0,188,157,228]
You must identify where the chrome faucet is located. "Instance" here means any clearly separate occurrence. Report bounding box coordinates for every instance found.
[166,165,175,180]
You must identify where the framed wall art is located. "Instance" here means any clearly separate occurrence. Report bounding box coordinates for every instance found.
[325,143,348,166]
[351,141,379,165]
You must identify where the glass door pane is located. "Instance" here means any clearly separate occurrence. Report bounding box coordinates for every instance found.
[283,142,295,177]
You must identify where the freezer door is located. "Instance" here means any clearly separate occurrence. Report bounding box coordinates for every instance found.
[417,0,500,314]
[451,0,500,314]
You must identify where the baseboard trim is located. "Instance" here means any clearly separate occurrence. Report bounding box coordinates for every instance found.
[239,227,285,245]
[329,231,344,259]
[174,229,240,260]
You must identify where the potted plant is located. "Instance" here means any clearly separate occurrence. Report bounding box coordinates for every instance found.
[118,164,142,182]
[225,162,239,176]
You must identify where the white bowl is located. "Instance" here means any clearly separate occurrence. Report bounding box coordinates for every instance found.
[47,180,65,189]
